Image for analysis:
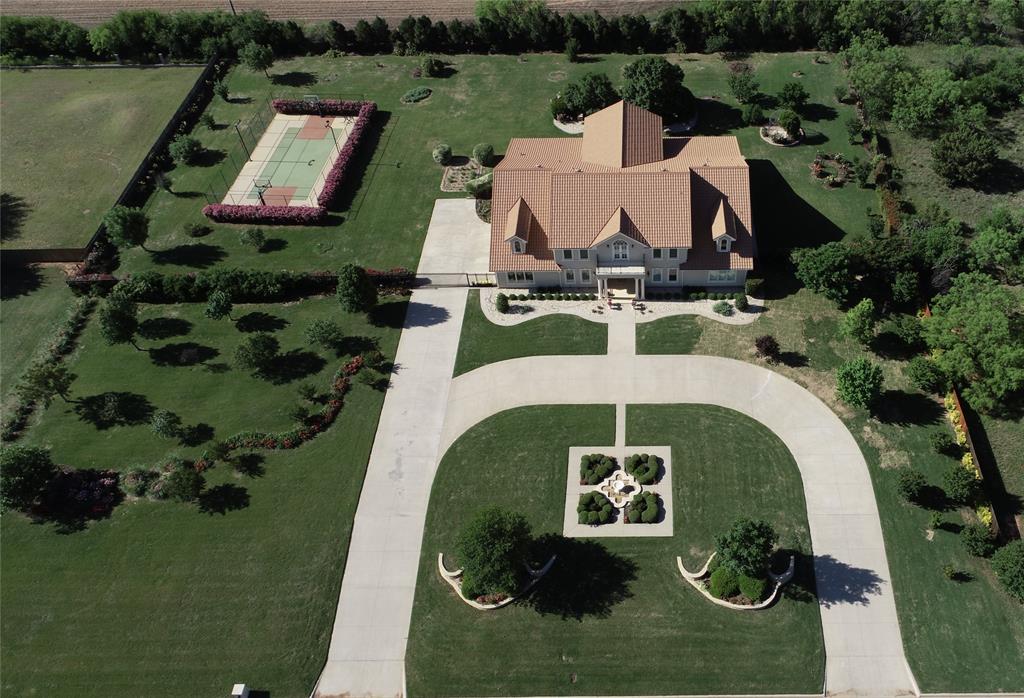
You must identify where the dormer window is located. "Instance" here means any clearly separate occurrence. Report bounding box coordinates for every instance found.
[717,238,731,253]
[513,240,523,254]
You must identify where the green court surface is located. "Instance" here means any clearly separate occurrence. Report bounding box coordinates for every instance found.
[246,126,338,203]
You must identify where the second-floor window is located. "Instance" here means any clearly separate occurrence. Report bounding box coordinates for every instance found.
[669,248,679,258]
[613,241,628,259]
[653,249,662,259]
[563,249,573,260]
[579,249,589,259]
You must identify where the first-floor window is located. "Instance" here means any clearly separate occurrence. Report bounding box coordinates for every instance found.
[506,271,534,283]
[565,269,576,283]
[668,268,678,282]
[581,269,592,283]
[708,270,737,283]
[652,269,663,283]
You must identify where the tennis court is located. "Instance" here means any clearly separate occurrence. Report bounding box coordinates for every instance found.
[222,112,355,207]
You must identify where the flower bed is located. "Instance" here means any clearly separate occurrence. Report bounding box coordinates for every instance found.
[624,453,661,485]
[577,491,614,525]
[943,390,1005,537]
[580,453,616,485]
[809,151,853,188]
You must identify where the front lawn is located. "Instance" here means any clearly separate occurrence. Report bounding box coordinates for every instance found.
[0,295,406,697]
[0,67,202,250]
[635,315,702,354]
[643,286,1024,692]
[115,50,873,277]
[406,404,824,697]
[453,290,607,376]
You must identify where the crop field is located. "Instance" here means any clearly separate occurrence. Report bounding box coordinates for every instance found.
[0,1,680,27]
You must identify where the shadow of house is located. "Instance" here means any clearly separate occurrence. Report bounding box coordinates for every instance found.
[0,192,30,242]
[74,392,154,429]
[694,99,743,135]
[812,553,883,607]
[523,534,636,620]
[272,71,318,88]
[150,243,227,269]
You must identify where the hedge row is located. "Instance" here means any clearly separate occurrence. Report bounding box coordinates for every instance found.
[202,203,327,225]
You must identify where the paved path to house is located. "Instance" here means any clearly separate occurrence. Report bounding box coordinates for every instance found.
[439,355,919,698]
[314,287,468,698]
[416,199,491,279]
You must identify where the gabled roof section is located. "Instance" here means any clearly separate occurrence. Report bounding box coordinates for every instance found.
[503,197,532,242]
[710,199,736,240]
[592,207,636,246]
[581,101,663,168]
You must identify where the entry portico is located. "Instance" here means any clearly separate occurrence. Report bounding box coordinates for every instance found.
[596,265,646,298]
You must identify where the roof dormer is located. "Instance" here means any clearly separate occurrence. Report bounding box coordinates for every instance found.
[711,198,736,252]
[504,197,532,253]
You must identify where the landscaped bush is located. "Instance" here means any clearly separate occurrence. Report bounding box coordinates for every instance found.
[992,540,1024,603]
[742,102,765,125]
[420,55,444,77]
[754,334,780,363]
[202,203,327,225]
[907,357,948,394]
[580,453,616,485]
[432,143,452,164]
[943,462,979,504]
[464,171,493,197]
[456,507,532,600]
[577,491,614,525]
[626,491,661,524]
[708,566,739,599]
[737,573,768,602]
[186,222,211,238]
[624,453,661,485]
[472,143,495,166]
[734,293,748,311]
[495,293,509,313]
[239,227,266,251]
[896,469,927,503]
[713,300,733,316]
[163,462,204,503]
[929,430,959,457]
[835,358,884,408]
[401,86,432,103]
[960,524,996,557]
[168,134,202,166]
[121,467,159,497]
[715,518,777,577]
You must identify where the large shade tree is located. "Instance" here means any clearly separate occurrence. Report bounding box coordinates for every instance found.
[620,56,695,123]
[103,205,150,251]
[98,294,141,349]
[0,445,58,512]
[456,507,532,599]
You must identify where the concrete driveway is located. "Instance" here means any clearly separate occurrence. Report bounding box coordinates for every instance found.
[416,198,491,275]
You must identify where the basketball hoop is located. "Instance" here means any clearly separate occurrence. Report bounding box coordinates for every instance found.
[303,94,322,115]
[253,178,272,205]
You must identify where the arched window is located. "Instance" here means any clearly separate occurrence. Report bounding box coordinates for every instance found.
[613,241,628,260]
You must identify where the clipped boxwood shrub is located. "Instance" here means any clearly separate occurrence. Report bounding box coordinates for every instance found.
[738,573,768,602]
[745,276,764,298]
[495,292,509,314]
[580,453,616,485]
[713,300,734,316]
[626,491,661,524]
[624,453,661,485]
[472,142,495,166]
[465,171,493,197]
[577,491,614,525]
[709,566,739,599]
[432,143,452,164]
[734,293,748,311]
[401,86,432,104]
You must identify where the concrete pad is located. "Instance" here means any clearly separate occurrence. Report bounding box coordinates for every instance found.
[417,198,491,275]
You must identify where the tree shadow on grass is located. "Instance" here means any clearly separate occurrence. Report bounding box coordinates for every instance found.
[198,483,250,515]
[873,390,943,427]
[0,262,43,300]
[261,237,288,253]
[812,553,882,607]
[694,99,743,135]
[149,342,219,367]
[779,351,809,368]
[802,102,838,122]
[522,534,636,620]
[138,317,193,340]
[180,422,214,447]
[234,453,266,478]
[235,311,289,333]
[975,158,1024,195]
[32,468,123,534]
[150,243,227,269]
[193,149,227,167]
[338,335,379,356]
[0,192,31,242]
[272,70,318,87]
[263,350,326,384]
[869,331,922,360]
[74,392,154,429]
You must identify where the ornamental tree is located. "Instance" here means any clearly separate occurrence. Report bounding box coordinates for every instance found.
[791,242,853,303]
[777,81,809,111]
[942,462,979,504]
[164,462,204,503]
[305,318,345,351]
[204,290,233,321]
[0,445,58,512]
[234,332,280,375]
[715,518,778,577]
[620,56,695,122]
[923,272,1024,412]
[836,358,884,408]
[561,72,619,118]
[840,298,876,345]
[896,469,927,503]
[932,120,998,187]
[456,507,532,599]
[472,143,495,167]
[239,41,274,78]
[17,363,76,407]
[777,109,801,139]
[727,71,760,105]
[151,409,183,439]
[754,334,780,363]
[238,227,266,252]
[168,134,202,166]
[992,540,1024,603]
[98,294,141,349]
[103,205,150,251]
[336,264,378,314]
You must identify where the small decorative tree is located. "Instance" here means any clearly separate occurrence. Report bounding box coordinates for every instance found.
[336,264,378,314]
[164,462,204,503]
[992,540,1024,602]
[432,143,452,165]
[896,469,927,503]
[564,36,580,63]
[840,298,876,345]
[727,72,760,104]
[103,206,150,251]
[151,409,183,439]
[754,334,781,363]
[472,143,495,167]
[98,294,141,350]
[213,80,229,101]
[0,445,58,512]
[790,242,852,303]
[942,463,979,504]
[778,81,809,111]
[199,113,216,130]
[777,109,801,140]
[715,518,778,578]
[239,227,266,252]
[234,333,280,375]
[204,290,233,321]
[456,507,532,599]
[495,292,509,314]
[835,358,884,408]
[907,357,947,394]
[239,41,274,78]
[960,524,996,557]
[305,318,344,351]
[932,121,997,187]
[17,363,76,407]
[620,56,695,122]
[168,134,203,166]
[845,116,865,144]
[420,55,444,77]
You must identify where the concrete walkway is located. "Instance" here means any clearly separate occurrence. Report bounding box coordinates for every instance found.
[417,199,490,276]
[439,355,919,698]
[313,287,468,698]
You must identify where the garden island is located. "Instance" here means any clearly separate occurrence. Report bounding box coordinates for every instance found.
[1,1,1022,697]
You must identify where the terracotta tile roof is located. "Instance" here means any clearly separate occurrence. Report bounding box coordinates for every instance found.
[503,197,532,242]
[580,101,663,168]
[489,101,754,274]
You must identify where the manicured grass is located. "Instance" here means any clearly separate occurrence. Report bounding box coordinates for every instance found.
[635,315,702,354]
[116,51,873,277]
[0,67,202,250]
[650,285,1024,692]
[406,404,824,697]
[453,290,607,376]
[0,266,76,410]
[1,296,407,697]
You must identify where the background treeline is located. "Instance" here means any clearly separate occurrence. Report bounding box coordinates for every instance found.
[3,0,1022,65]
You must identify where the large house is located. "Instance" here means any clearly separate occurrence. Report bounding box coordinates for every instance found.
[489,100,755,298]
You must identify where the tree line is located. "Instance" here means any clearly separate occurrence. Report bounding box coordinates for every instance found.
[3,0,1022,65]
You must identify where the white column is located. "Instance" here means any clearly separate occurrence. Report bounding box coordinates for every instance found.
[639,278,645,299]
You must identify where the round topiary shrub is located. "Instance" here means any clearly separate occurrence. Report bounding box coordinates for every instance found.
[401,86,432,104]
[896,469,927,503]
[709,566,739,599]
[495,293,509,314]
[432,143,452,165]
[472,142,495,166]
[624,453,661,485]
[713,300,734,316]
[734,293,749,311]
[737,573,768,602]
[960,524,996,557]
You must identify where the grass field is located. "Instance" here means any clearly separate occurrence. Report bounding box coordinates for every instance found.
[453,291,607,376]
[0,266,76,408]
[635,315,702,354]
[117,50,873,276]
[636,287,1024,692]
[0,67,202,250]
[1,296,406,697]
[406,404,824,697]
